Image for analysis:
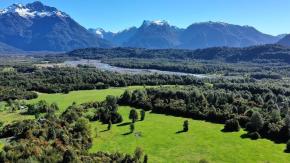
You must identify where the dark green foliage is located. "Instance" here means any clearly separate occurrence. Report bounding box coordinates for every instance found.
[119,90,132,105]
[248,132,261,140]
[140,110,146,121]
[129,109,138,123]
[286,140,290,152]
[134,147,143,161]
[183,120,189,132]
[247,112,264,132]
[0,66,202,101]
[224,118,240,132]
[62,149,77,163]
[0,100,137,162]
[67,45,290,64]
[26,100,59,115]
[98,96,123,124]
[271,110,281,123]
[143,154,148,163]
[0,86,38,101]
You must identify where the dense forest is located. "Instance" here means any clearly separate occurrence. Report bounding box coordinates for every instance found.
[0,65,202,101]
[66,44,290,63]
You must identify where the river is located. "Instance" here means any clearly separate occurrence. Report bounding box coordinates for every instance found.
[64,60,212,78]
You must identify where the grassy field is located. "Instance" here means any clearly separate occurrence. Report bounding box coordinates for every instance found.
[27,86,148,112]
[1,86,290,162]
[0,86,148,124]
[90,106,290,163]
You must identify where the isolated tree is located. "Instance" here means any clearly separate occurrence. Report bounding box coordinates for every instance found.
[129,109,138,123]
[140,110,146,121]
[130,123,135,133]
[106,95,118,112]
[143,154,148,163]
[224,118,240,132]
[183,120,189,132]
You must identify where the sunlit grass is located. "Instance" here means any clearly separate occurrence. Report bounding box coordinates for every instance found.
[90,106,290,163]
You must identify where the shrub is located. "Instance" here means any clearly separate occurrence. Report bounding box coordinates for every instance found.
[143,154,148,163]
[286,140,290,152]
[248,132,261,140]
[183,120,189,132]
[223,118,240,132]
[129,109,138,123]
[134,147,143,161]
[140,110,146,121]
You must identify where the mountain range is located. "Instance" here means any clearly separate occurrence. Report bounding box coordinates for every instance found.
[0,1,111,52]
[90,20,286,49]
[0,1,289,53]
[278,35,290,47]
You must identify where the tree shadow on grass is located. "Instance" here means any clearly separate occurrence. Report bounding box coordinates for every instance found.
[175,130,186,134]
[240,133,250,139]
[117,122,131,127]
[100,129,109,132]
[220,128,239,133]
[122,132,132,136]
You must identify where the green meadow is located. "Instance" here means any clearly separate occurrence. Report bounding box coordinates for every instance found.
[0,86,289,162]
[90,106,290,163]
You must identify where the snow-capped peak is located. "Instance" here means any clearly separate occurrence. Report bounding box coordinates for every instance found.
[95,28,105,38]
[142,20,169,27]
[0,1,68,18]
[88,28,106,38]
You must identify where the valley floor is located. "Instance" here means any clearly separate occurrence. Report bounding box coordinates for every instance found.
[0,86,290,162]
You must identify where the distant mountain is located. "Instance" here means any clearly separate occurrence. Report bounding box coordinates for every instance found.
[179,22,279,49]
[276,34,289,40]
[0,1,111,52]
[123,20,182,49]
[90,20,281,49]
[89,27,138,46]
[0,42,23,54]
[277,34,290,47]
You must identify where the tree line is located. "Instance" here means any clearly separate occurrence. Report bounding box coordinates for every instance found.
[118,84,290,150]
[0,65,203,101]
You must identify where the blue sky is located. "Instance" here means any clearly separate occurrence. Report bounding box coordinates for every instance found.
[0,0,289,35]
